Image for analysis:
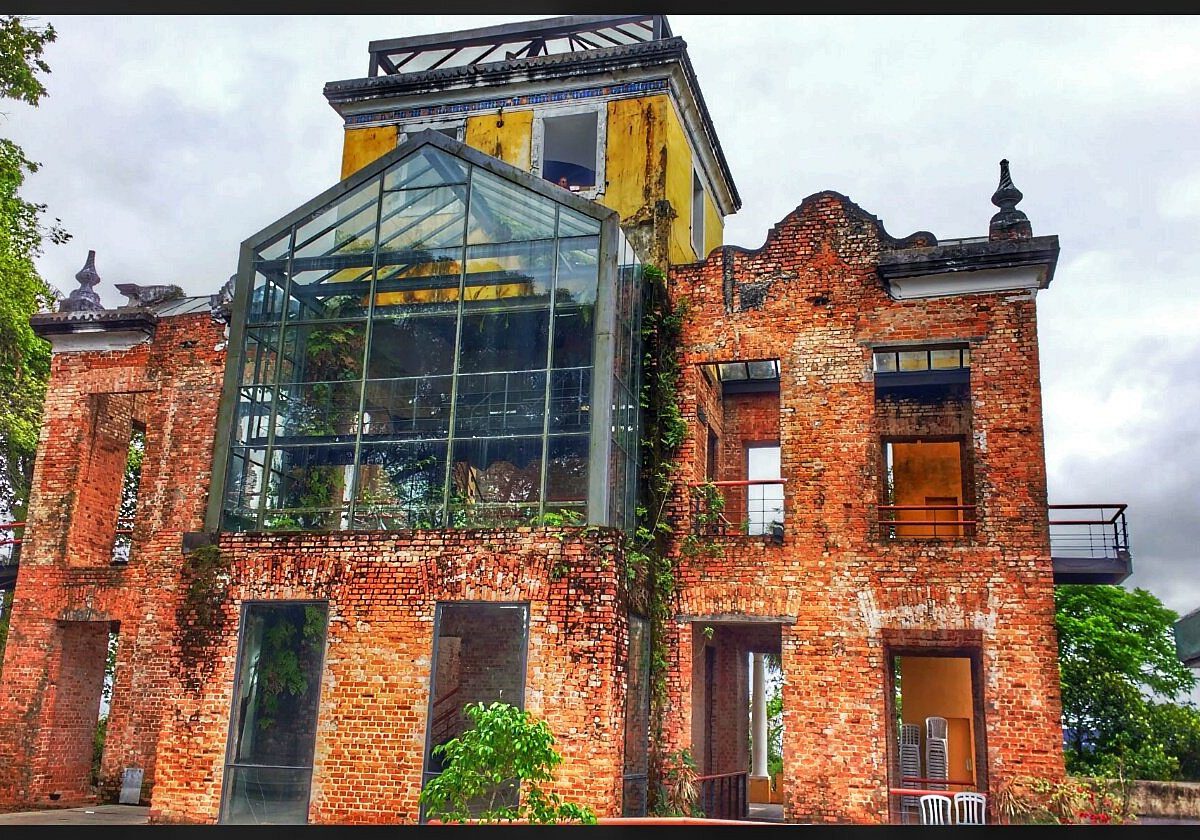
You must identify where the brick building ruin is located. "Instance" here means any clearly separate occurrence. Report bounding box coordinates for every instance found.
[0,15,1133,824]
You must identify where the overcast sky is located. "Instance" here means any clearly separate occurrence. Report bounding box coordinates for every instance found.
[6,15,1199,643]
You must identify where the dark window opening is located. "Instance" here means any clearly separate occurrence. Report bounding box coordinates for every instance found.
[542,112,598,190]
[691,171,705,258]
[423,602,529,821]
[112,423,145,564]
[221,602,329,825]
[874,345,970,390]
[622,614,651,816]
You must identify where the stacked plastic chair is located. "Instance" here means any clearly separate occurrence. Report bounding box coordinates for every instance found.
[899,723,921,817]
[925,716,949,791]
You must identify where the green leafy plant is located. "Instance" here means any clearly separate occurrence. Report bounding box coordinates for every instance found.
[419,701,596,824]
[992,774,1134,825]
[256,604,326,730]
[650,747,701,817]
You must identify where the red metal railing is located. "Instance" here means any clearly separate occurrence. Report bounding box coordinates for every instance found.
[690,480,785,540]
[878,504,977,540]
[696,770,748,820]
[1,521,23,566]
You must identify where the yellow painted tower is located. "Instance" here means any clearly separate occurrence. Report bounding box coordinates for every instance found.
[323,15,740,267]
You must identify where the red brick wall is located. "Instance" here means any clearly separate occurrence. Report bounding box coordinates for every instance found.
[150,528,632,824]
[662,192,1063,823]
[0,313,227,809]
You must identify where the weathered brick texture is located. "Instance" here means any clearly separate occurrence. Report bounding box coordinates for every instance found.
[661,192,1064,823]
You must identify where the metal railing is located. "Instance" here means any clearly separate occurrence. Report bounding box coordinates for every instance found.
[1048,504,1129,559]
[879,504,977,541]
[696,771,748,820]
[690,480,785,541]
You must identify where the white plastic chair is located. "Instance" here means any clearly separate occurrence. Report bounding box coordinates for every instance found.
[954,792,987,825]
[919,794,952,825]
[899,723,921,814]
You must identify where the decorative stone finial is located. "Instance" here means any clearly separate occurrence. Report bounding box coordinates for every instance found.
[989,159,1032,241]
[59,250,104,312]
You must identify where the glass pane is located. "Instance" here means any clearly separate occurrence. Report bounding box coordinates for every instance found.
[555,235,598,307]
[280,322,367,384]
[373,246,462,312]
[264,445,355,529]
[233,387,275,447]
[377,185,467,253]
[361,376,452,440]
[223,766,314,825]
[548,368,591,435]
[454,371,547,437]
[874,352,897,372]
[898,350,928,372]
[557,206,601,238]
[354,441,447,529]
[465,239,555,303]
[286,262,371,322]
[718,363,747,381]
[552,308,594,370]
[930,348,964,370]
[747,360,779,380]
[368,312,457,378]
[275,381,362,444]
[544,435,588,506]
[248,268,288,325]
[448,437,542,526]
[467,167,557,245]
[458,307,550,375]
[383,147,467,190]
[293,180,381,261]
[240,326,281,387]
[223,447,267,526]
[222,602,328,825]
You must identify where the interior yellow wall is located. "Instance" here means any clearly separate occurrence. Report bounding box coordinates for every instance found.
[892,441,964,538]
[898,656,976,784]
[465,109,534,170]
[340,125,399,180]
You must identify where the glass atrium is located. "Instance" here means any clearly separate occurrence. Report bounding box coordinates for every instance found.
[215,132,642,533]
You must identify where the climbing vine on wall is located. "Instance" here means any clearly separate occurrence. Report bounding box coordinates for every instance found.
[625,263,690,812]
[176,542,231,685]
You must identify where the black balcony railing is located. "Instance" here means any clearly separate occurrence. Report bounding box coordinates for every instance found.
[696,771,748,820]
[1049,504,1131,584]
[690,480,784,542]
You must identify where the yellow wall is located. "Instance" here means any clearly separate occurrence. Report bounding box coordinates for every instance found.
[465,109,534,170]
[340,125,398,180]
[892,441,964,538]
[339,93,726,265]
[898,656,976,785]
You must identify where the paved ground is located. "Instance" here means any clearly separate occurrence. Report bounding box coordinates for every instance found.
[0,805,150,824]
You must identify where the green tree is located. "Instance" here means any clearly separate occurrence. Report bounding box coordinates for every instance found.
[419,701,596,824]
[1056,585,1198,779]
[0,15,67,522]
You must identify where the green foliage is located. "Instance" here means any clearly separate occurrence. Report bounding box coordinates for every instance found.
[256,604,325,730]
[1057,585,1198,780]
[419,701,596,824]
[993,774,1133,825]
[649,747,701,817]
[0,16,68,522]
[0,586,12,676]
[177,544,232,675]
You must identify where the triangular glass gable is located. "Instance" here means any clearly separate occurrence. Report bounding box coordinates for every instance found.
[220,135,638,535]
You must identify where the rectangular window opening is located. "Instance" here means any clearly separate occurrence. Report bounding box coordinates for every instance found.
[691,171,706,259]
[622,614,651,816]
[221,602,329,825]
[881,439,971,540]
[541,111,598,191]
[112,422,145,565]
[423,602,529,822]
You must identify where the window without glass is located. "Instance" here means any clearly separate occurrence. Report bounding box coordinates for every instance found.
[216,138,641,533]
[221,602,328,825]
[691,171,705,258]
[423,602,529,819]
[541,111,599,190]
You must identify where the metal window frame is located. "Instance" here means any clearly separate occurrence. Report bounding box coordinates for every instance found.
[206,132,619,533]
[218,599,332,825]
[420,600,531,824]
